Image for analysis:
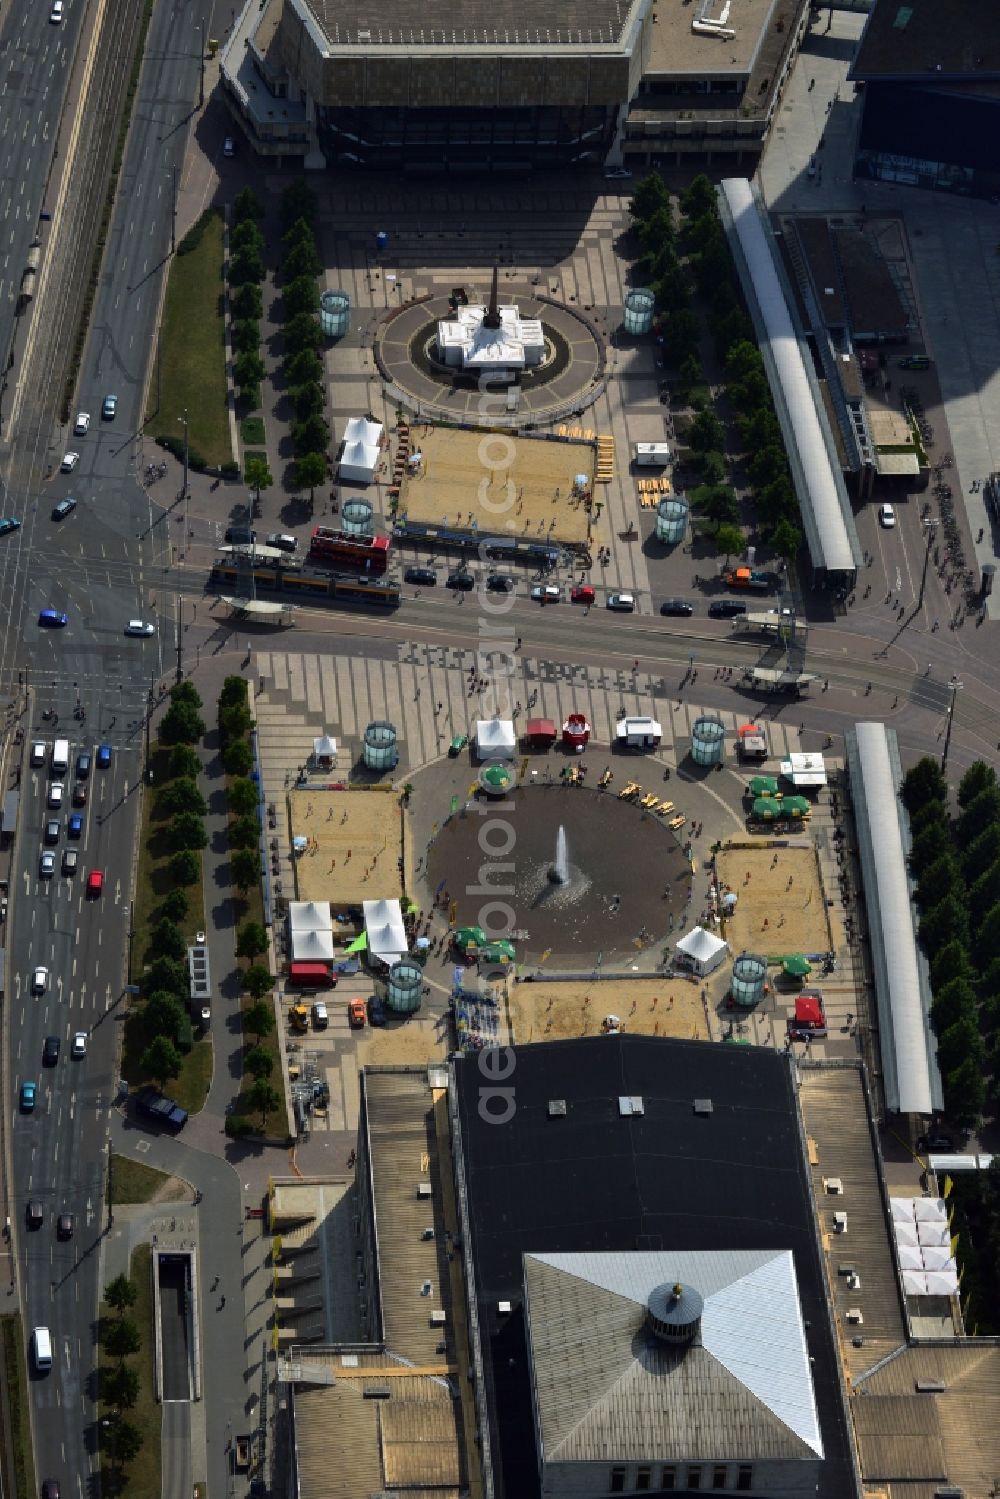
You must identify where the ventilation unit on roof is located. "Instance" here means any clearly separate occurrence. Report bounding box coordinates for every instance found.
[498,1301,512,1315]
[417,1183,432,1198]
[363,1387,391,1399]
[430,1310,447,1326]
[357,28,371,42]
[823,1177,844,1194]
[647,1281,704,1345]
[618,1096,644,1116]
[845,1308,863,1325]
[916,1379,946,1393]
[548,1099,567,1117]
[693,1098,714,1115]
[421,1281,432,1297]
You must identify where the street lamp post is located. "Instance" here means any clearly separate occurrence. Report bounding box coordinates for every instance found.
[170,166,178,255]
[198,19,206,108]
[941,674,963,774]
[919,515,939,607]
[178,410,189,554]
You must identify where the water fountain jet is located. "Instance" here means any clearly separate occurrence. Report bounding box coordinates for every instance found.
[549,825,569,885]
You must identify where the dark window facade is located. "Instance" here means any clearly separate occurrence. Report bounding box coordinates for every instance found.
[610,1468,626,1493]
[317,103,617,167]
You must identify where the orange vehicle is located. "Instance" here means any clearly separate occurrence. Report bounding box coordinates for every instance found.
[348,998,367,1029]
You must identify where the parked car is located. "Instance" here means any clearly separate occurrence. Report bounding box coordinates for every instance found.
[266,533,298,553]
[486,573,515,593]
[39,609,68,627]
[311,1002,329,1029]
[73,412,91,435]
[101,394,118,420]
[607,592,635,612]
[224,526,255,545]
[446,570,475,591]
[404,566,437,586]
[530,583,561,603]
[570,585,595,605]
[708,599,747,619]
[0,517,20,536]
[660,598,694,616]
[917,1132,954,1153]
[135,1087,187,1131]
[223,136,235,157]
[52,498,77,521]
[60,453,79,473]
[368,993,387,1027]
[348,997,367,1028]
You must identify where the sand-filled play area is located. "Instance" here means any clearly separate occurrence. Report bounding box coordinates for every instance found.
[290,788,405,904]
[398,425,599,548]
[715,840,832,958]
[508,977,711,1045]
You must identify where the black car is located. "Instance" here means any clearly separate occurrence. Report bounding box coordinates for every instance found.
[917,1132,954,1153]
[368,993,387,1027]
[486,573,515,593]
[135,1086,188,1131]
[265,532,298,553]
[660,599,694,617]
[56,1213,75,1240]
[446,571,475,591]
[404,566,437,586]
[42,1036,60,1066]
[76,751,91,779]
[51,498,77,521]
[224,526,256,545]
[26,1201,43,1229]
[708,599,747,618]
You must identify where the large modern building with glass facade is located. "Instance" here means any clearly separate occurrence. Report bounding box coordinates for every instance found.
[221,0,812,170]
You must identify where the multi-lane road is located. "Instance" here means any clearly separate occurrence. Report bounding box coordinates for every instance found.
[0,0,212,1492]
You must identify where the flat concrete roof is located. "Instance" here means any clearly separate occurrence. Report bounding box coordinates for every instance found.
[301,0,639,48]
[644,0,781,79]
[852,0,1000,80]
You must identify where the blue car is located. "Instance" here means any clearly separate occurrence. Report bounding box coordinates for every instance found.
[39,609,68,628]
[0,517,20,535]
[19,1081,36,1112]
[68,814,83,839]
[97,744,112,769]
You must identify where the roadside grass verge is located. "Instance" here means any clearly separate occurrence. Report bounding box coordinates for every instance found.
[240,416,265,446]
[1,1314,36,1499]
[148,209,229,466]
[110,1155,175,1207]
[97,1245,159,1499]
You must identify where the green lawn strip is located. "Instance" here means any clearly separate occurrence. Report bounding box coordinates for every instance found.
[240,416,265,446]
[1,1314,36,1499]
[124,743,212,1112]
[110,1156,175,1207]
[98,1245,160,1499]
[149,210,229,467]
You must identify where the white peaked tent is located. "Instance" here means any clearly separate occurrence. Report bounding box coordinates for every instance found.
[338,417,384,484]
[475,718,516,762]
[291,928,336,962]
[289,901,332,932]
[363,898,408,964]
[896,1244,923,1270]
[675,925,729,977]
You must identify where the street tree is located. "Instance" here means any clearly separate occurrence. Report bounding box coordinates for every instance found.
[244,1001,275,1041]
[290,382,324,422]
[222,738,253,777]
[280,180,318,229]
[284,312,323,356]
[686,407,725,453]
[141,1036,183,1088]
[283,215,318,252]
[232,318,261,356]
[243,964,274,1000]
[159,778,207,818]
[930,939,975,994]
[220,675,248,710]
[677,353,702,392]
[151,919,186,963]
[172,682,202,708]
[930,977,978,1035]
[960,786,1000,849]
[691,483,739,530]
[245,454,273,506]
[937,1013,984,1079]
[232,187,264,224]
[284,276,319,319]
[755,478,796,527]
[245,1045,274,1081]
[970,858,1000,928]
[158,888,189,925]
[944,1055,986,1130]
[747,445,789,488]
[964,824,1000,884]
[145,991,185,1041]
[104,1319,141,1363]
[901,756,948,813]
[169,812,208,852]
[231,219,264,256]
[219,701,252,743]
[664,308,701,364]
[104,1275,138,1316]
[232,847,262,892]
[231,281,263,321]
[958,761,997,809]
[145,956,188,1000]
[160,698,205,745]
[725,340,764,382]
[714,523,745,564]
[654,262,689,315]
[770,519,802,564]
[909,798,948,843]
[237,922,268,963]
[168,744,201,780]
[976,901,1000,968]
[228,815,259,850]
[697,451,727,487]
[234,350,266,397]
[728,371,771,415]
[294,450,327,502]
[169,849,200,887]
[679,173,716,221]
[228,247,265,286]
[103,1364,140,1413]
[284,348,322,388]
[291,413,330,457]
[228,778,259,818]
[110,1418,143,1470]
[919,892,969,957]
[916,851,961,911]
[247,1079,281,1129]
[629,172,669,223]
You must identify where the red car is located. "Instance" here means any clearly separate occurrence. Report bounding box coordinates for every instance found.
[570,585,595,605]
[87,869,104,898]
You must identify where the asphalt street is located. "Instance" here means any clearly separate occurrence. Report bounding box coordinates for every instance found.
[0,0,220,1494]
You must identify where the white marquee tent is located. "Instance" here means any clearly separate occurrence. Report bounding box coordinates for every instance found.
[475,718,516,762]
[290,928,336,963]
[289,901,332,932]
[675,925,729,977]
[363,898,408,964]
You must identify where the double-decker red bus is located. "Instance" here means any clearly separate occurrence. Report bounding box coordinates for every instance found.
[309,528,390,574]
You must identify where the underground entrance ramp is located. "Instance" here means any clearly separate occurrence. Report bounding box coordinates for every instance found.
[155,1251,197,1403]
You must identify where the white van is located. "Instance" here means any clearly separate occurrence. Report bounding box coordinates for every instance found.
[51,739,69,774]
[32,1325,52,1370]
